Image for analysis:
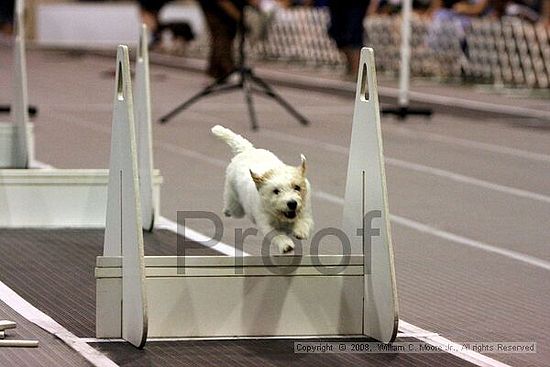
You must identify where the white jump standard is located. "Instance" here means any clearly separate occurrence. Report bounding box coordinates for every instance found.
[96,47,399,347]
[0,0,33,169]
[0,19,161,228]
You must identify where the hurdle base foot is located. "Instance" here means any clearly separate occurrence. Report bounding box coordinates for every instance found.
[382,106,432,120]
[0,105,38,117]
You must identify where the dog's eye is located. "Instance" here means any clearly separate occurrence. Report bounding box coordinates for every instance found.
[273,189,280,195]
[294,185,301,192]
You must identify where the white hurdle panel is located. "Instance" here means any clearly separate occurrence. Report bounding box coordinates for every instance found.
[0,0,34,168]
[95,47,398,346]
[342,48,399,343]
[103,45,148,348]
[135,24,156,231]
[0,24,161,228]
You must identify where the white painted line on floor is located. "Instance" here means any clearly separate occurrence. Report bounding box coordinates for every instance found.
[390,215,550,271]
[386,157,550,204]
[314,190,550,272]
[0,281,119,367]
[156,216,249,257]
[398,320,512,367]
[385,126,550,164]
[160,141,226,168]
[260,129,550,205]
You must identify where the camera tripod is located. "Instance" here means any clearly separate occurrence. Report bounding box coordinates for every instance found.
[159,12,308,130]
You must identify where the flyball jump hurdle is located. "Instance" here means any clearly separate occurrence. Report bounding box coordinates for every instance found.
[95,47,398,347]
[0,0,34,168]
[0,24,161,228]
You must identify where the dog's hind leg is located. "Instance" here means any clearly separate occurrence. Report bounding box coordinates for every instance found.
[223,180,245,218]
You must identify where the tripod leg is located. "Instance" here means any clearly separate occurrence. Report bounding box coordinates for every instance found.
[249,74,309,126]
[243,78,258,130]
[159,86,216,124]
[158,70,236,124]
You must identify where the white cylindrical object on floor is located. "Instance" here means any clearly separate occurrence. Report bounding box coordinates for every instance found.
[0,320,16,331]
[0,340,39,347]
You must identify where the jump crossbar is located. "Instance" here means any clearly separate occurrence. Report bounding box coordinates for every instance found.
[0,16,160,228]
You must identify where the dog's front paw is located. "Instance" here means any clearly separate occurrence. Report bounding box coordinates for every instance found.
[274,235,295,254]
[292,223,311,240]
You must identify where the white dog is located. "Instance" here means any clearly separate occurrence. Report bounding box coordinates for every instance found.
[211,125,313,253]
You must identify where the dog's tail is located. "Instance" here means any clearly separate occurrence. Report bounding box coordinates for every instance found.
[211,125,254,155]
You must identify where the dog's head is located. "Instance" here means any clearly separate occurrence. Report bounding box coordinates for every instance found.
[250,155,309,223]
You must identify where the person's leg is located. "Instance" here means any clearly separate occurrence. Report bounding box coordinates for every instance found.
[138,0,173,46]
[217,22,237,77]
[139,7,158,32]
[327,1,345,47]
[344,47,361,77]
[328,1,362,76]
[328,3,344,70]
[200,7,222,78]
[0,0,14,36]
[199,2,239,79]
[345,1,369,76]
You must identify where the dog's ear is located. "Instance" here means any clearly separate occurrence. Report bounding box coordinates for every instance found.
[299,154,306,176]
[250,169,269,189]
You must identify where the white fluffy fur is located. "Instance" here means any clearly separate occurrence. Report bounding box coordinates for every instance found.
[211,125,313,253]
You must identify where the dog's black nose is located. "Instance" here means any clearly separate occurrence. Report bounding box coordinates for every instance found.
[287,200,297,210]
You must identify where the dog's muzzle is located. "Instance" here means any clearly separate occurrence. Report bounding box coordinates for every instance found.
[284,210,297,219]
[283,200,298,219]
